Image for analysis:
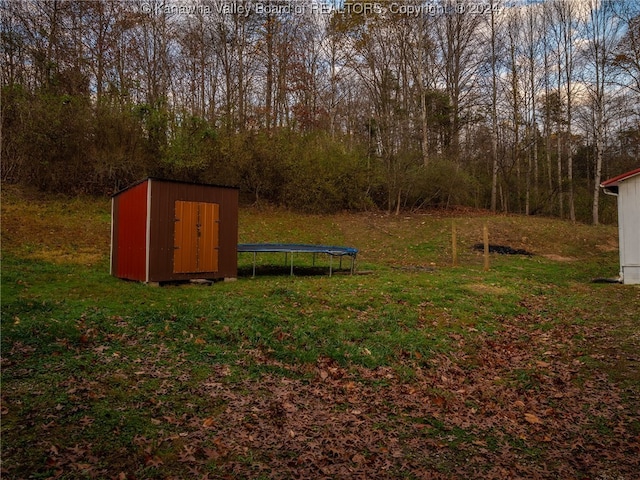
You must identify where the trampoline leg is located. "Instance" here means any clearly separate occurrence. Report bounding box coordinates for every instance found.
[252,252,256,278]
[290,252,294,276]
[329,255,333,277]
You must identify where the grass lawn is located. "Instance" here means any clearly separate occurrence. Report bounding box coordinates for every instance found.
[1,185,639,479]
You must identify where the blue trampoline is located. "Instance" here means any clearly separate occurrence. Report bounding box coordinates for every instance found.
[238,243,358,277]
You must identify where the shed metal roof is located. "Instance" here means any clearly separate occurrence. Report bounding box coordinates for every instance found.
[600,167,640,190]
[111,177,239,197]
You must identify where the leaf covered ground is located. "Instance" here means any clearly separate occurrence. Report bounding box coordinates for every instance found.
[1,187,639,479]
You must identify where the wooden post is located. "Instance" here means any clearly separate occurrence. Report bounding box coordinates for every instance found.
[483,222,490,271]
[452,221,458,266]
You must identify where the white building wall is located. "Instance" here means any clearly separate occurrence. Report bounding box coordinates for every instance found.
[618,175,640,284]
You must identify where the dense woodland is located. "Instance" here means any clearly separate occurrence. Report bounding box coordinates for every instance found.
[2,0,639,222]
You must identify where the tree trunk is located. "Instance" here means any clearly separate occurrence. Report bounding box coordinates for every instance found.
[421,90,429,167]
[556,53,564,219]
[592,115,603,225]
[566,82,575,222]
[490,1,499,212]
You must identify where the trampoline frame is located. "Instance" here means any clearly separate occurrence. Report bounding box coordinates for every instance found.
[237,243,358,277]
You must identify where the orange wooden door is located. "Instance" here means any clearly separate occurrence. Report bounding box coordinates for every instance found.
[174,201,198,273]
[173,201,219,273]
[198,202,219,272]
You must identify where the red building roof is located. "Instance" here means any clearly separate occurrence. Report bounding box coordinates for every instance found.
[600,167,640,188]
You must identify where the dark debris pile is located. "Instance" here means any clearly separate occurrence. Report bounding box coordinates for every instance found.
[473,243,533,256]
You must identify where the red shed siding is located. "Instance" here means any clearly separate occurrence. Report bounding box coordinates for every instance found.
[114,180,148,281]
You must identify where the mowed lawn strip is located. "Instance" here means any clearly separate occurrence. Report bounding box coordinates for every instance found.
[2,187,638,479]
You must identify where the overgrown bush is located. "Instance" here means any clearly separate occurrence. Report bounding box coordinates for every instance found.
[407,159,482,210]
[280,132,375,213]
[0,87,624,218]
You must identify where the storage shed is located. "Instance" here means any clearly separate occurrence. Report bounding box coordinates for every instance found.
[601,167,640,285]
[110,178,238,283]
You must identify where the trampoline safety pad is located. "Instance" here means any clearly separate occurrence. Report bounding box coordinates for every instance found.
[237,243,358,277]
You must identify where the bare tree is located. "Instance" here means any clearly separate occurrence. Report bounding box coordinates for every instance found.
[552,0,581,222]
[488,0,502,212]
[541,1,555,200]
[612,4,640,95]
[212,1,256,130]
[434,0,482,163]
[584,0,621,225]
[505,8,524,213]
[405,11,437,168]
[524,3,544,215]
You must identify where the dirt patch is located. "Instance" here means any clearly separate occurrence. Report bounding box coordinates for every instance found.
[595,239,618,253]
[542,254,578,262]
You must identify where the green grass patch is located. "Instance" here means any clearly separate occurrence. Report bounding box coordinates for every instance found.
[2,187,638,478]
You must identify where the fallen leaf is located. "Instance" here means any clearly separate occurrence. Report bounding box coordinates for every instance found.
[79,416,94,428]
[178,445,197,463]
[283,402,297,413]
[72,463,92,472]
[145,455,163,467]
[524,413,543,424]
